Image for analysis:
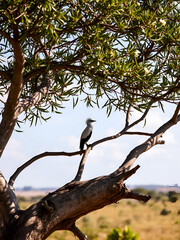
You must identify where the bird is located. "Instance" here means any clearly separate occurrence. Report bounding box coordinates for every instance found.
[79,118,96,152]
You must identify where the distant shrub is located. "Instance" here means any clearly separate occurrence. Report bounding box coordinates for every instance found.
[160,208,171,216]
[81,216,91,225]
[98,216,109,229]
[81,216,98,240]
[107,226,139,240]
[17,196,26,202]
[177,209,180,215]
[123,219,131,225]
[168,191,178,203]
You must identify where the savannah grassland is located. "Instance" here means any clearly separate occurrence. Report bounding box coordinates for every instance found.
[18,191,180,240]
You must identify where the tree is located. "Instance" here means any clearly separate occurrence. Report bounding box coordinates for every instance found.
[0,0,179,239]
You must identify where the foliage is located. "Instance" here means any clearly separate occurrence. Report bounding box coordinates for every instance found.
[0,0,179,127]
[107,226,139,240]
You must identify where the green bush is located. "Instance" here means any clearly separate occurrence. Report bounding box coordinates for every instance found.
[107,226,139,240]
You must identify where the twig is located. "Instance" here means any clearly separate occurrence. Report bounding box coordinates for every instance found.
[124,131,152,136]
[125,105,132,127]
[0,99,5,105]
[91,101,154,148]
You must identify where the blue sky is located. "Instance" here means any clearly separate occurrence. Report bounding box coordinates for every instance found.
[1,99,180,188]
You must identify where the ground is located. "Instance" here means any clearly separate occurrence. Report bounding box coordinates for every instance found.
[18,191,180,240]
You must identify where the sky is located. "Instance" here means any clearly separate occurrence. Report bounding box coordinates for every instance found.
[1,99,180,189]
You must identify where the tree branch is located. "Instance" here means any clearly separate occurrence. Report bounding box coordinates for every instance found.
[70,224,88,240]
[118,104,180,172]
[124,131,152,136]
[91,101,154,148]
[0,70,12,81]
[126,190,151,203]
[125,105,132,127]
[9,150,81,186]
[73,147,91,182]
[9,102,153,186]
[171,101,180,123]
[13,166,141,239]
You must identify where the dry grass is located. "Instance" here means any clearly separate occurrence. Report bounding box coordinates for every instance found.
[18,196,180,240]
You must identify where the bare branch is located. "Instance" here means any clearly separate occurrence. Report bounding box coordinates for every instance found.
[91,101,153,148]
[73,147,91,182]
[124,131,152,136]
[126,190,151,203]
[70,224,88,240]
[9,102,154,186]
[9,150,81,186]
[125,105,132,127]
[171,101,180,123]
[119,105,180,172]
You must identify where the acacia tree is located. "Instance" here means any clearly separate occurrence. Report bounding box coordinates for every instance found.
[0,0,179,239]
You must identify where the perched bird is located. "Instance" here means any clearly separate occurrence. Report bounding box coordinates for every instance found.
[80,118,96,151]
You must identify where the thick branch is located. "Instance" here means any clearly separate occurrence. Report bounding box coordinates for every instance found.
[13,166,140,239]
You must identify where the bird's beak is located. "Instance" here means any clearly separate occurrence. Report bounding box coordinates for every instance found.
[92,120,96,122]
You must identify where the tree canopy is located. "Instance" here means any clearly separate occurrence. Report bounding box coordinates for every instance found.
[0,0,179,127]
